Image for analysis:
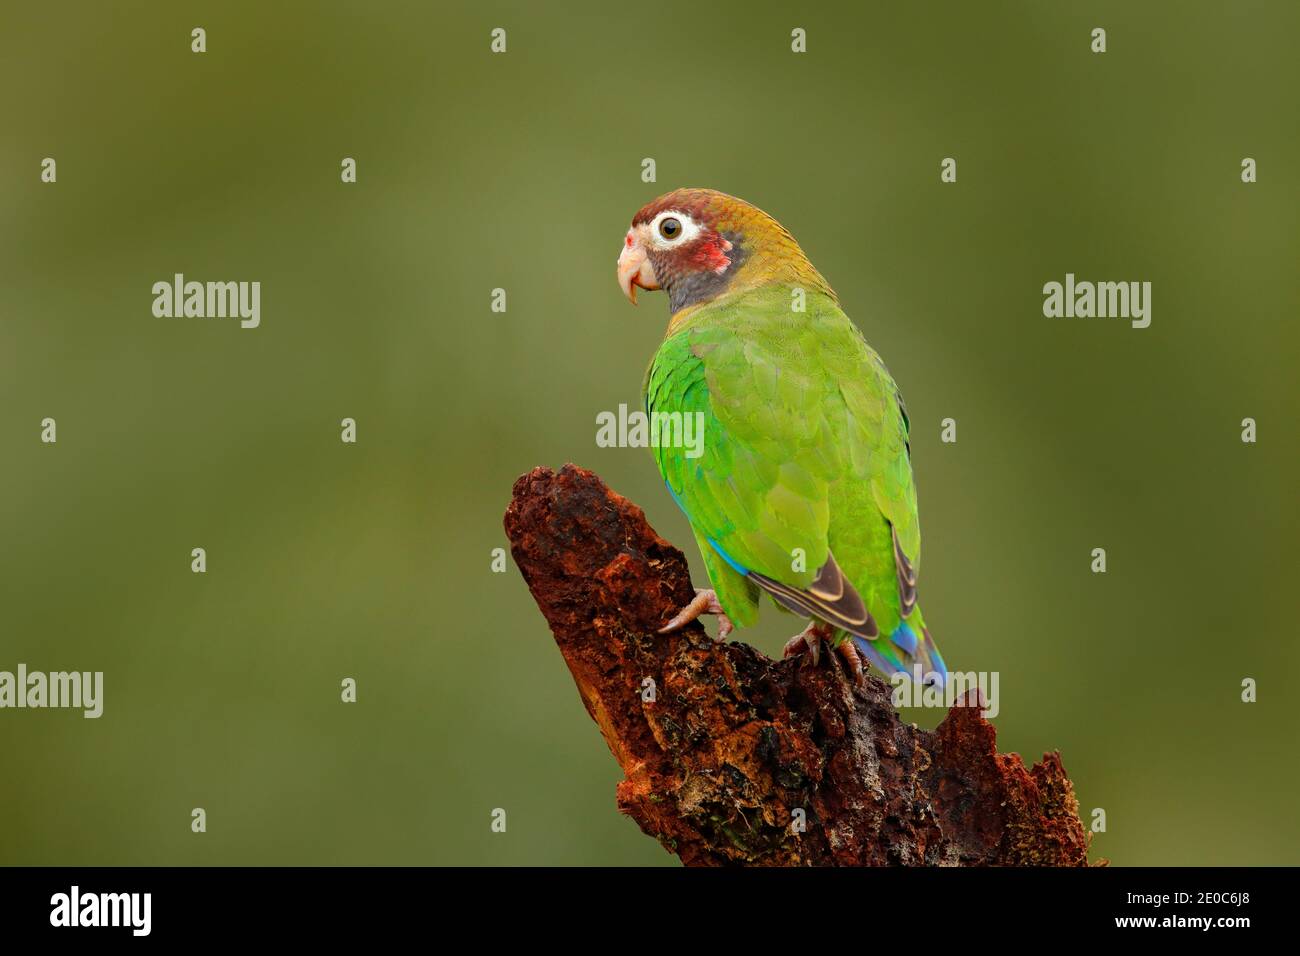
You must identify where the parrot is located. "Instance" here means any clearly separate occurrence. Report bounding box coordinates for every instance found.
[616,187,947,689]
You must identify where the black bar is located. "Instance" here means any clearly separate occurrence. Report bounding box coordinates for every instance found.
[0,866,1282,940]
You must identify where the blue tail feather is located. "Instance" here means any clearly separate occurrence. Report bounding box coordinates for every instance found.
[852,620,947,689]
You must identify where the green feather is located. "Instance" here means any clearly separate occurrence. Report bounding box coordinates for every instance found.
[644,282,920,641]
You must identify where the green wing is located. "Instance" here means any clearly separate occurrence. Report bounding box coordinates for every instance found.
[644,284,920,639]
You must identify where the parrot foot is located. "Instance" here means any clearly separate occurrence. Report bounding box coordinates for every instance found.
[658,589,734,641]
[833,638,867,690]
[783,623,866,690]
[782,622,833,667]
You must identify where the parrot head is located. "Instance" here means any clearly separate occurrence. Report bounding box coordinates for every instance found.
[617,187,833,315]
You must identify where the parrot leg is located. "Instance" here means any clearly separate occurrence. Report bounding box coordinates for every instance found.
[784,624,866,689]
[833,639,866,690]
[782,621,833,667]
[658,589,735,641]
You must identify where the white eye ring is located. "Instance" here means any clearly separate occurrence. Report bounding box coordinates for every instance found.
[649,210,701,248]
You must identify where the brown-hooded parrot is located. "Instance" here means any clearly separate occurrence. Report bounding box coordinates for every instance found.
[616,187,946,689]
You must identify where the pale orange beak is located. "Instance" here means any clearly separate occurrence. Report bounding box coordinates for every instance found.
[617,231,659,305]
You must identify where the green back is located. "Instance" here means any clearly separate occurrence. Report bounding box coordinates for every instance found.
[644,283,920,637]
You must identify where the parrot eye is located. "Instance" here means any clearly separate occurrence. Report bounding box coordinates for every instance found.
[658,217,682,240]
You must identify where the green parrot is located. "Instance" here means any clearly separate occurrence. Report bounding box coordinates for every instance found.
[617,187,946,688]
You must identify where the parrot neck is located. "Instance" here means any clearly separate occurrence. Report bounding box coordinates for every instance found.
[667,247,835,330]
[666,277,837,335]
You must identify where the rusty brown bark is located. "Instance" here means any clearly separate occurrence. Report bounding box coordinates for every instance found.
[504,463,1092,866]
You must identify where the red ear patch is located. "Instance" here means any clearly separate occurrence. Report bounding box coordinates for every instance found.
[689,233,733,275]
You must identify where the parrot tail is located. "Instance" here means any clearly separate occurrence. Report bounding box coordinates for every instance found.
[849,616,947,689]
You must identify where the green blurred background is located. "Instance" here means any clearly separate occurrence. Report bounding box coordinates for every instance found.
[1,1,1296,866]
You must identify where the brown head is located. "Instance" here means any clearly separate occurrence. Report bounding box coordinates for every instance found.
[616,188,833,315]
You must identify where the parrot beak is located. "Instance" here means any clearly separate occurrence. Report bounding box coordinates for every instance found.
[617,232,659,305]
